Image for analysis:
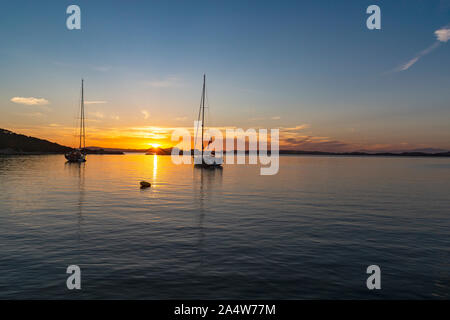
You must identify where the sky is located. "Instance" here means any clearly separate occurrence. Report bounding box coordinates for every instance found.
[0,0,449,151]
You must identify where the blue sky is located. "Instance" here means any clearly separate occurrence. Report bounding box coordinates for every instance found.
[0,0,449,151]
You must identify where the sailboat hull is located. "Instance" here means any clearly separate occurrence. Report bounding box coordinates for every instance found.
[194,162,223,169]
[193,154,223,169]
[65,151,86,163]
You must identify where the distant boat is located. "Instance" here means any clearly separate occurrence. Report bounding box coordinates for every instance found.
[194,74,222,169]
[65,79,87,163]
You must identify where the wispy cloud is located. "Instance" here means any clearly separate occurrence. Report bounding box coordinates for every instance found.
[144,76,181,88]
[10,97,49,106]
[249,117,264,121]
[397,42,440,71]
[277,124,356,152]
[248,116,281,121]
[22,112,44,118]
[394,25,449,72]
[85,100,107,105]
[398,57,420,71]
[282,124,310,132]
[88,111,104,119]
[141,110,150,119]
[281,135,351,152]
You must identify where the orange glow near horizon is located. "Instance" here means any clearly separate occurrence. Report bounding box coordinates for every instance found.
[7,125,178,150]
[5,124,449,153]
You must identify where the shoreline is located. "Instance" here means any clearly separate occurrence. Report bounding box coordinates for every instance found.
[0,150,124,156]
[2,151,449,158]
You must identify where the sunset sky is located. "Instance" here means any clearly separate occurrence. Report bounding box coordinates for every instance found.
[0,0,449,152]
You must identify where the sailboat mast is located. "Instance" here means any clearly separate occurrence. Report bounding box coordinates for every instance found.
[81,79,85,150]
[201,74,205,160]
[79,79,83,149]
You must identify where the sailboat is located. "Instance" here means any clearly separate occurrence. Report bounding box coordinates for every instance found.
[194,74,222,169]
[65,79,87,163]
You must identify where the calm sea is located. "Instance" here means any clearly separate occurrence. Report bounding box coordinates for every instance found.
[0,154,448,299]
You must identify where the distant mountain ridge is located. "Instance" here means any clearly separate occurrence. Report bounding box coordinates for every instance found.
[0,128,72,154]
[168,147,450,157]
[86,146,148,153]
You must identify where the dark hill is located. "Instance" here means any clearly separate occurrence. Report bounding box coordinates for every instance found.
[0,128,73,154]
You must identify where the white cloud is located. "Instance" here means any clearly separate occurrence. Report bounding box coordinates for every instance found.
[141,110,150,119]
[435,26,450,42]
[85,100,107,105]
[10,97,49,106]
[175,116,187,121]
[271,116,281,120]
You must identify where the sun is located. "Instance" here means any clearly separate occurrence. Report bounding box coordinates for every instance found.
[149,143,161,149]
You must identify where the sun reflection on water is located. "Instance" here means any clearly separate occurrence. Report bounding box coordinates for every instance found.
[153,154,158,180]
